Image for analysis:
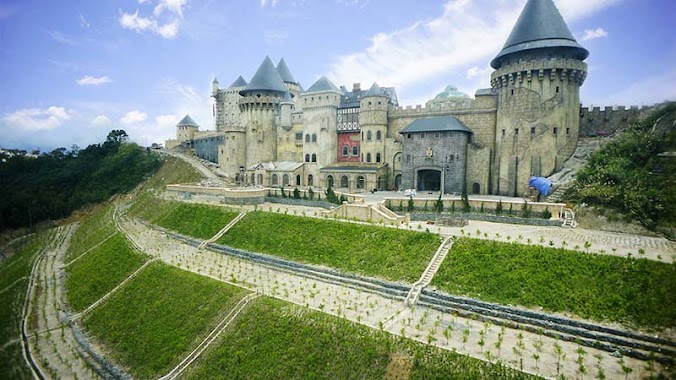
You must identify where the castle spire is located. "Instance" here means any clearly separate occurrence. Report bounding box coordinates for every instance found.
[491,0,588,69]
[242,56,287,94]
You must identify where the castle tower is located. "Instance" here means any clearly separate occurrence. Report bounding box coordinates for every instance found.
[276,58,301,100]
[360,83,389,165]
[239,56,287,169]
[176,114,199,142]
[218,75,248,177]
[490,0,588,196]
[300,76,342,178]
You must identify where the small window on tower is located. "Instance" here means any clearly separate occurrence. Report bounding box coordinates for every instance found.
[511,89,514,96]
[556,86,560,93]
[531,127,536,135]
[502,129,506,136]
[515,128,519,135]
[553,127,558,135]
[566,127,570,135]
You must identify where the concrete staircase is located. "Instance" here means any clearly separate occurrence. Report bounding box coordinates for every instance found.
[404,237,453,307]
[545,183,572,203]
[198,211,247,250]
[562,208,577,228]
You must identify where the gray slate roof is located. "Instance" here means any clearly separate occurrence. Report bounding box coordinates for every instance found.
[229,75,248,88]
[305,76,342,94]
[400,116,472,134]
[491,0,588,69]
[364,82,385,97]
[242,56,288,93]
[177,115,199,127]
[276,58,297,84]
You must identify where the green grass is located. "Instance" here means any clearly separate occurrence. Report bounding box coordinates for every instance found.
[185,297,539,380]
[65,204,115,262]
[140,155,204,191]
[217,211,440,283]
[65,232,148,311]
[0,229,55,379]
[84,262,249,380]
[432,237,676,328]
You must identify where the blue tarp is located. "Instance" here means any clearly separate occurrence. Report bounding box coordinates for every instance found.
[529,176,552,196]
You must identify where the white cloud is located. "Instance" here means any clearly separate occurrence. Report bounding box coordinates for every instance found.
[328,0,622,104]
[76,75,113,86]
[119,0,188,38]
[4,106,72,132]
[260,0,279,7]
[264,31,288,45]
[48,30,79,45]
[605,70,676,106]
[92,115,111,126]
[79,13,90,29]
[120,110,148,124]
[155,114,180,127]
[580,27,608,41]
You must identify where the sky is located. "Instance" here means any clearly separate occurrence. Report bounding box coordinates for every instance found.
[0,0,674,152]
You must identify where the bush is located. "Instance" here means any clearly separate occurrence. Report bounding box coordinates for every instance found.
[496,200,503,215]
[542,208,552,219]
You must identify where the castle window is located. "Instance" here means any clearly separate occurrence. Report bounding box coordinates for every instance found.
[420,132,426,139]
[305,134,310,142]
[378,101,382,105]
[376,153,381,163]
[356,176,365,189]
[367,130,372,141]
[407,134,412,139]
[340,175,349,188]
[305,154,310,162]
[296,132,303,140]
[553,127,558,135]
[376,130,382,141]
[368,101,372,106]
[406,154,411,163]
[511,89,514,96]
[531,127,536,135]
[366,153,372,163]
[312,134,317,143]
[435,132,440,139]
[502,129,506,136]
[556,86,560,93]
[515,128,519,135]
[566,127,570,135]
[352,146,359,156]
[272,174,278,185]
[342,145,349,156]
[311,154,317,162]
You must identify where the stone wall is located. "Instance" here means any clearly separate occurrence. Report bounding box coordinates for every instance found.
[192,133,225,163]
[579,105,648,137]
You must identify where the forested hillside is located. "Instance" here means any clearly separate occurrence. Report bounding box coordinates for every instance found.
[568,102,675,230]
[0,130,162,231]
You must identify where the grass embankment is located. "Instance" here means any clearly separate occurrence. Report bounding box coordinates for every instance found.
[0,230,55,379]
[217,211,441,283]
[139,154,204,191]
[64,204,147,311]
[186,297,539,380]
[432,238,676,328]
[84,262,248,379]
[129,195,240,240]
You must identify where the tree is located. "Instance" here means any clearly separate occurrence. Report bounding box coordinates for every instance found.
[106,129,129,145]
[461,186,470,212]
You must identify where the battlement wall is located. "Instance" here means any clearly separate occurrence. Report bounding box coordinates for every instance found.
[579,105,651,136]
[390,102,496,118]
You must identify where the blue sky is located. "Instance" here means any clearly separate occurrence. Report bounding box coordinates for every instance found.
[1,0,674,151]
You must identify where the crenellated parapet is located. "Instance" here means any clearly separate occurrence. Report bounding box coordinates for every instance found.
[579,104,652,136]
[390,103,496,118]
[238,95,282,111]
[490,58,587,89]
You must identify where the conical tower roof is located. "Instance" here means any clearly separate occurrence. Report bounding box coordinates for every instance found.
[491,0,588,69]
[242,56,287,93]
[304,76,342,94]
[276,58,297,84]
[177,115,199,127]
[229,75,248,88]
[364,82,387,97]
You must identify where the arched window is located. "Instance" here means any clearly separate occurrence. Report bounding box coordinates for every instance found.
[366,153,372,163]
[257,174,263,185]
[376,153,381,163]
[352,146,358,156]
[342,145,349,156]
[356,176,365,189]
[367,130,372,141]
[305,154,310,162]
[272,174,278,185]
[311,154,317,162]
[282,174,289,186]
[296,175,301,186]
[376,130,381,141]
[308,174,314,186]
[340,175,349,188]
[327,175,334,188]
[472,182,481,194]
[312,134,317,143]
[305,134,310,142]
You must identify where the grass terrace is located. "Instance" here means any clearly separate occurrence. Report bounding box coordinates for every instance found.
[217,211,441,283]
[84,262,249,379]
[432,237,676,328]
[64,204,115,262]
[185,297,540,380]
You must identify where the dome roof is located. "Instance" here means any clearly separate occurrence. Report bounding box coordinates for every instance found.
[491,0,588,69]
[434,85,470,99]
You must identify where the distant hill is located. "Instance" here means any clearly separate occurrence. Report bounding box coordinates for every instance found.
[0,130,162,232]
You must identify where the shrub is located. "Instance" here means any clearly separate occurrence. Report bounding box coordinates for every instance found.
[496,200,503,215]
[542,208,552,219]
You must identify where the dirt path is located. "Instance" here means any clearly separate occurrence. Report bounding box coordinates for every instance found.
[120,216,664,379]
[25,224,103,380]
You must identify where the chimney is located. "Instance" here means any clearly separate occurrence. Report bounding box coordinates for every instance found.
[353,83,361,92]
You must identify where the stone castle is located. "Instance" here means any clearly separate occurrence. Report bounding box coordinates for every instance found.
[168,0,601,197]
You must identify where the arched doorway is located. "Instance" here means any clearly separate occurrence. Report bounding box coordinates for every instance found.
[296,175,301,186]
[472,182,480,194]
[340,175,349,188]
[308,174,314,186]
[272,174,278,185]
[283,174,289,186]
[356,176,365,189]
[326,175,334,188]
[417,169,441,191]
[257,174,263,185]
[394,174,402,191]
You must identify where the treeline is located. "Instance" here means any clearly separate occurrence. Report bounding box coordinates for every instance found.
[568,102,675,230]
[0,130,162,232]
